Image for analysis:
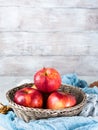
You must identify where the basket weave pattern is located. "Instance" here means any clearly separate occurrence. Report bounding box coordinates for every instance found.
[6,83,87,122]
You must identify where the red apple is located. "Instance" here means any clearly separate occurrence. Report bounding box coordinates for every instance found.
[31,84,37,89]
[47,92,76,110]
[14,87,43,108]
[64,93,77,108]
[47,91,66,110]
[34,67,61,93]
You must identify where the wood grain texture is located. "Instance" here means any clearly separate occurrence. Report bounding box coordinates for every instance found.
[0,0,98,8]
[0,32,98,56]
[0,0,98,87]
[0,56,98,76]
[0,7,98,32]
[0,56,79,76]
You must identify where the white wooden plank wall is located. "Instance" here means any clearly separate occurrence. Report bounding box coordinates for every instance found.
[0,0,98,103]
[0,0,98,76]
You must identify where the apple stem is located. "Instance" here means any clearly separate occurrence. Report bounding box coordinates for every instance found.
[43,67,47,76]
[45,72,47,76]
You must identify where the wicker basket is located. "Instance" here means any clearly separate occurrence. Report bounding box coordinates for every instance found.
[6,83,87,122]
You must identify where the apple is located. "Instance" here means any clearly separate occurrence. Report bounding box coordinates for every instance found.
[47,91,76,110]
[31,84,37,89]
[47,91,66,110]
[14,87,43,108]
[64,93,77,108]
[34,67,61,93]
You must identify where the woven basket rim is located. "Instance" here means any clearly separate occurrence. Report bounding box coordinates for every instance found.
[6,83,87,112]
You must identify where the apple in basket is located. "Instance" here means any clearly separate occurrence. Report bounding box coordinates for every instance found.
[47,91,77,110]
[14,87,43,108]
[34,67,61,93]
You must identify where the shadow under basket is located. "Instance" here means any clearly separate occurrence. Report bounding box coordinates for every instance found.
[6,83,87,122]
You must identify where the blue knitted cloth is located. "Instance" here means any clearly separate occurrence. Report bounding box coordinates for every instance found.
[1,73,98,130]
